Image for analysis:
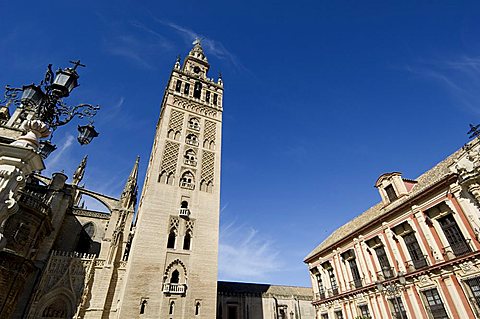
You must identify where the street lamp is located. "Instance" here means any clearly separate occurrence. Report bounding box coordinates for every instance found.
[376,273,407,319]
[2,60,100,156]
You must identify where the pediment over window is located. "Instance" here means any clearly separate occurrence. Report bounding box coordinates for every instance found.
[375,172,417,205]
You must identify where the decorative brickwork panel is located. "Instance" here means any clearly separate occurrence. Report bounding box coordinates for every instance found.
[168,110,184,134]
[201,151,214,186]
[160,141,180,176]
[204,120,216,143]
[169,216,179,231]
[185,220,195,234]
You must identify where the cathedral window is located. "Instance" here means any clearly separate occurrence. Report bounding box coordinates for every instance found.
[175,80,182,92]
[169,301,175,315]
[194,81,202,98]
[180,171,195,190]
[206,91,210,103]
[183,231,192,250]
[167,229,177,249]
[184,149,197,166]
[184,82,190,95]
[186,134,199,146]
[213,93,218,105]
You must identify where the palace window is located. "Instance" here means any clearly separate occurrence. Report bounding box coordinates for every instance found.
[389,297,407,319]
[438,214,471,257]
[334,310,344,319]
[358,304,370,318]
[315,273,325,299]
[385,184,398,202]
[327,268,338,296]
[423,289,448,319]
[466,277,480,313]
[374,246,394,279]
[184,83,190,95]
[403,232,427,269]
[175,80,182,92]
[193,81,202,98]
[348,258,362,288]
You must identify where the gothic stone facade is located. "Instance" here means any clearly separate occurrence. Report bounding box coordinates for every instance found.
[305,139,480,319]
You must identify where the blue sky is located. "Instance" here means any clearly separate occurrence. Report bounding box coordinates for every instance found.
[1,1,480,287]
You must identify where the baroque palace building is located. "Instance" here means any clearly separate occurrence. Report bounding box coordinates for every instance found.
[305,137,480,319]
[0,41,314,319]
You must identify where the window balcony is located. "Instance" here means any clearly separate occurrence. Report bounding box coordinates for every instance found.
[186,139,199,147]
[349,278,363,289]
[184,159,197,166]
[163,283,186,294]
[405,255,428,272]
[180,182,195,190]
[327,287,339,297]
[179,208,190,218]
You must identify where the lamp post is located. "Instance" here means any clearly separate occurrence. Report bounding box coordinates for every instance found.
[376,273,407,319]
[0,60,100,249]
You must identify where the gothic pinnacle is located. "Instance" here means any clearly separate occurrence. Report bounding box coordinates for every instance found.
[72,155,88,186]
[120,156,139,210]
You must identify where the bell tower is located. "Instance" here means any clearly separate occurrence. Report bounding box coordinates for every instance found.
[118,40,223,318]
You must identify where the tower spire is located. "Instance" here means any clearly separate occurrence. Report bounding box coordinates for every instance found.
[72,155,87,185]
[120,156,139,210]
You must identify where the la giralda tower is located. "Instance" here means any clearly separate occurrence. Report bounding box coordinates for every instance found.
[119,40,223,318]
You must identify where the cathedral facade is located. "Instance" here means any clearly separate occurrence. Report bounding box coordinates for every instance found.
[0,42,314,319]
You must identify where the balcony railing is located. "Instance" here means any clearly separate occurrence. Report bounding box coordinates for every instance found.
[180,182,195,190]
[188,123,200,131]
[186,139,199,146]
[163,283,186,294]
[327,287,339,297]
[349,278,363,289]
[377,267,395,281]
[179,208,190,218]
[391,311,408,319]
[184,159,197,166]
[405,255,428,271]
[443,239,472,259]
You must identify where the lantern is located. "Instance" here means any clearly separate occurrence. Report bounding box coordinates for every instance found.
[51,68,79,98]
[21,84,45,108]
[77,124,99,145]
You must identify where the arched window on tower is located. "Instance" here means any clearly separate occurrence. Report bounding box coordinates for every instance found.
[171,270,180,284]
[193,81,202,99]
[140,299,147,314]
[195,302,201,316]
[188,117,200,131]
[186,134,199,146]
[184,149,197,166]
[169,301,175,315]
[167,229,176,249]
[183,231,192,250]
[180,171,195,190]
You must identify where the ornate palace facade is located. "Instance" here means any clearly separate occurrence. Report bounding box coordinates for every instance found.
[305,139,480,319]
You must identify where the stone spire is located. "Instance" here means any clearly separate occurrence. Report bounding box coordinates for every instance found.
[188,38,208,64]
[120,156,139,210]
[72,155,88,186]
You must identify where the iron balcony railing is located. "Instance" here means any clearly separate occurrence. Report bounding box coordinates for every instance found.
[188,123,200,131]
[443,239,472,259]
[405,255,429,272]
[186,139,199,146]
[349,278,364,289]
[179,208,190,218]
[180,182,195,190]
[377,267,395,281]
[184,159,197,166]
[163,283,187,294]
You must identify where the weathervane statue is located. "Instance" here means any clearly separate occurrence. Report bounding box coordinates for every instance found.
[0,60,100,250]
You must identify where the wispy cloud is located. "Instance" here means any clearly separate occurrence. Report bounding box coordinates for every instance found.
[154,19,245,71]
[104,35,155,69]
[218,220,283,281]
[406,55,480,114]
[44,134,75,174]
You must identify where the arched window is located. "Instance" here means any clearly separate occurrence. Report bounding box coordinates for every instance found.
[183,231,192,250]
[193,81,202,99]
[188,117,200,131]
[41,297,72,318]
[186,134,199,146]
[184,149,197,166]
[180,171,195,190]
[169,301,175,315]
[140,299,147,314]
[195,302,201,315]
[171,270,180,284]
[167,229,176,249]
